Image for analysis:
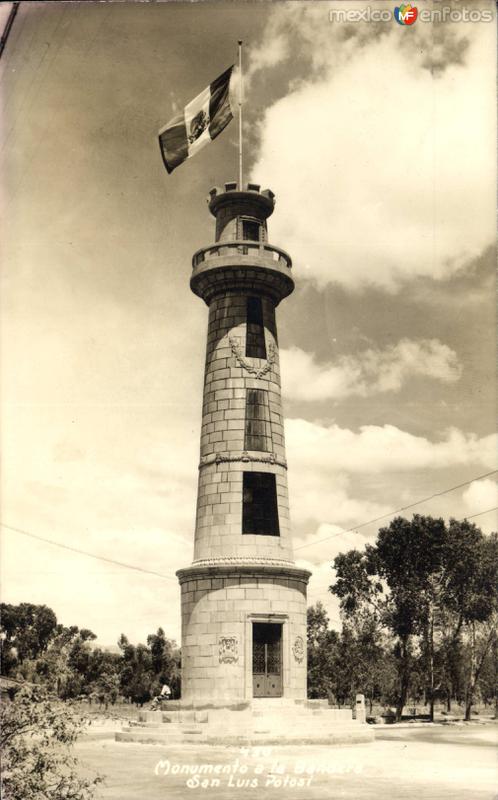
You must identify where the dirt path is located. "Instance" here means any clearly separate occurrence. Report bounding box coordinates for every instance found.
[76,723,497,800]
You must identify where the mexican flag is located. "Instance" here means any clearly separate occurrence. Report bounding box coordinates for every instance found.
[159,66,234,174]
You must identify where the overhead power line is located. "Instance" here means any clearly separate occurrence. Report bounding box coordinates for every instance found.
[294,470,498,552]
[0,523,178,581]
[465,506,498,520]
[305,506,498,599]
[1,480,496,583]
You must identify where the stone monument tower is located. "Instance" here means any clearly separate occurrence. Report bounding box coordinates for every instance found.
[176,181,311,708]
[117,182,373,743]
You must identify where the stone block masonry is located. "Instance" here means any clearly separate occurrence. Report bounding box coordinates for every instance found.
[177,182,311,709]
[192,194,294,567]
[177,566,309,706]
[116,183,373,744]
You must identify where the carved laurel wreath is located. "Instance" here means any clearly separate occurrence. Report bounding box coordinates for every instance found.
[198,451,287,470]
[229,336,276,379]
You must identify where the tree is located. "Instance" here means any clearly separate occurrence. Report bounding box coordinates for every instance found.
[306,602,339,699]
[63,632,98,699]
[85,649,121,709]
[373,515,447,721]
[118,637,155,706]
[32,625,78,697]
[459,531,497,720]
[338,613,395,713]
[1,686,101,800]
[1,604,58,672]
[168,648,182,699]
[2,604,184,709]
[331,515,497,721]
[147,628,175,683]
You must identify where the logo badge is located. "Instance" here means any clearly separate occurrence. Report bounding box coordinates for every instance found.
[394,4,418,24]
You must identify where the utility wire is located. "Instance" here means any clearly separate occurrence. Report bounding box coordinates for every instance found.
[305,505,498,599]
[0,523,178,581]
[464,506,498,520]
[2,492,496,584]
[294,470,498,552]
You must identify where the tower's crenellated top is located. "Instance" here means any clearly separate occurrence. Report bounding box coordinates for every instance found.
[191,181,293,306]
[208,182,275,243]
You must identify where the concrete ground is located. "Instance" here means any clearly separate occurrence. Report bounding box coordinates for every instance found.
[76,720,497,800]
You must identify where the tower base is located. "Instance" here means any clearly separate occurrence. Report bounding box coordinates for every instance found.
[115,700,374,745]
[177,563,311,707]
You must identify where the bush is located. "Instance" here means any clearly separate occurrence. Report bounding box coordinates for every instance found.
[1,686,101,800]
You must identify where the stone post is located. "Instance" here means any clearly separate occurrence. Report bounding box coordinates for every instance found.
[355,693,366,723]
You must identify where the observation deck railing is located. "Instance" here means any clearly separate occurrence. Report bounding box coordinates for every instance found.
[192,241,292,271]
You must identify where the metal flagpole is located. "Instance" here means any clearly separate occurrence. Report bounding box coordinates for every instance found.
[238,40,243,188]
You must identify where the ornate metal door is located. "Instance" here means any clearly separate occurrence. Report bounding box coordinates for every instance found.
[252,623,282,697]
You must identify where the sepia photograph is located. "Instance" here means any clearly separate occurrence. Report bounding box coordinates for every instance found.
[1,1,497,798]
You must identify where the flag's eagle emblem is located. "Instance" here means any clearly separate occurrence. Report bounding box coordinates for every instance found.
[189,110,209,144]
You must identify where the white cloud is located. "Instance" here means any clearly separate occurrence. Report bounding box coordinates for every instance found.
[288,467,389,527]
[281,338,461,401]
[0,401,199,645]
[295,525,377,622]
[0,528,184,646]
[286,418,497,475]
[247,33,290,79]
[299,556,344,626]
[294,523,371,565]
[285,419,496,539]
[462,479,498,514]
[250,5,496,290]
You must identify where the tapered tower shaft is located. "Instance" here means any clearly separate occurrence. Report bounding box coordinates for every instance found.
[177,182,310,707]
[191,185,294,566]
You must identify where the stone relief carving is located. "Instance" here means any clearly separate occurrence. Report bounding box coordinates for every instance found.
[292,636,305,664]
[219,636,238,664]
[229,336,276,379]
[193,556,295,567]
[199,451,287,470]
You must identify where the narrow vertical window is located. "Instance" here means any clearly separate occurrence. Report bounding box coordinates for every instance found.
[242,472,280,536]
[246,296,266,359]
[242,219,261,242]
[244,389,272,451]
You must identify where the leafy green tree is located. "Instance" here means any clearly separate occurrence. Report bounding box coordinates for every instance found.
[168,648,182,699]
[306,602,339,699]
[333,515,448,719]
[147,628,175,683]
[441,525,497,719]
[339,614,395,713]
[85,649,121,708]
[332,515,497,721]
[1,604,58,672]
[1,686,101,800]
[34,636,75,696]
[88,668,120,709]
[306,602,396,711]
[118,637,155,706]
[61,632,98,699]
[373,515,448,720]
[477,627,498,716]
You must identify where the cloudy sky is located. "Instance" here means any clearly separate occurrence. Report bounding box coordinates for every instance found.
[1,0,496,646]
